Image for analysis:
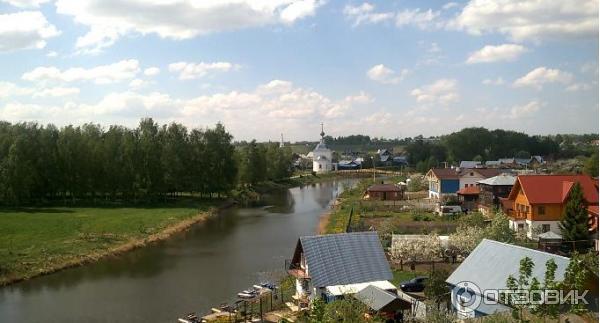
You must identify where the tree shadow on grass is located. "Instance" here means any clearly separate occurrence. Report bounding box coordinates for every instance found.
[0,208,75,214]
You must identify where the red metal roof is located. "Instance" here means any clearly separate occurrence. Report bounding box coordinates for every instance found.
[457,186,480,195]
[512,175,599,204]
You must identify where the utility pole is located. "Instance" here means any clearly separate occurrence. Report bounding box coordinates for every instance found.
[371,156,375,183]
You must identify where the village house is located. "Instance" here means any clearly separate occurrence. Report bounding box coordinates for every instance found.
[425,167,500,199]
[477,173,517,215]
[286,232,394,307]
[364,183,404,201]
[337,159,360,170]
[457,186,480,212]
[446,239,573,319]
[377,149,392,166]
[501,174,599,240]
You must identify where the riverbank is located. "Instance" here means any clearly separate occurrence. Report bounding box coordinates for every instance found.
[0,200,229,286]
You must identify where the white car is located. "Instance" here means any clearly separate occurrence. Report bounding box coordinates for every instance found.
[435,205,462,216]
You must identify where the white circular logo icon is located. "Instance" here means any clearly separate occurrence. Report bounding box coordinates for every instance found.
[451,281,482,313]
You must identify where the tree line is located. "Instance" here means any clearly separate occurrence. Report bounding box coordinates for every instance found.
[405,127,598,173]
[0,118,293,206]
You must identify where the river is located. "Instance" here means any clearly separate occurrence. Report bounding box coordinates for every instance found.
[0,179,359,323]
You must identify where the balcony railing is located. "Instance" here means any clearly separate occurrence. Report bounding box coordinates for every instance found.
[507,210,527,220]
[285,259,310,279]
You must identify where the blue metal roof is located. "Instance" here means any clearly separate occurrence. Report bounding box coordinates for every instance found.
[300,232,392,288]
[446,239,570,293]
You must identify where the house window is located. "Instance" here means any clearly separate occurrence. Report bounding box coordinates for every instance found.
[518,223,524,231]
[538,206,545,215]
[319,164,322,169]
[470,172,474,176]
[542,224,550,233]
[525,206,529,213]
[465,184,468,188]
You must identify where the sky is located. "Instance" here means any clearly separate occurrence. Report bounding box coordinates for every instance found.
[0,0,598,142]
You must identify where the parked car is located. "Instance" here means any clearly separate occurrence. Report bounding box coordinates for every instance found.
[435,205,462,216]
[399,276,428,292]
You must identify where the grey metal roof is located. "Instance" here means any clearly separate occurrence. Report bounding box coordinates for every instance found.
[485,160,501,166]
[477,174,516,186]
[300,232,392,288]
[460,161,481,168]
[446,239,570,294]
[354,285,409,312]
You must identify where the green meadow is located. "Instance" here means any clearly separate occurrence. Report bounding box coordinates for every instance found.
[0,203,214,285]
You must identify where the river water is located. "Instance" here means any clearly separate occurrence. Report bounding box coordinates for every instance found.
[0,179,358,323]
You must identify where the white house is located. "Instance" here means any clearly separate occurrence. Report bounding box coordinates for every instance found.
[312,123,334,173]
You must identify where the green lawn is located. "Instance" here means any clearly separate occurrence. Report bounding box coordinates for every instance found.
[391,269,426,286]
[0,202,214,285]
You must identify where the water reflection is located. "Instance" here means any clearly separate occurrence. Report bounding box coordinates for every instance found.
[0,178,358,323]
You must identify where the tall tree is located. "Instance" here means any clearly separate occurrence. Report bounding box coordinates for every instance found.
[559,182,590,242]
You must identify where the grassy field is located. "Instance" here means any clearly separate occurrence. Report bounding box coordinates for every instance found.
[0,201,216,285]
[321,177,458,235]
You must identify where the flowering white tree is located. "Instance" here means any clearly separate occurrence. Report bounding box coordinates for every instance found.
[447,225,485,257]
[391,233,443,263]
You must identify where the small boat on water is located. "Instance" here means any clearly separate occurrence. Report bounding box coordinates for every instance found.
[237,289,257,299]
[177,312,200,323]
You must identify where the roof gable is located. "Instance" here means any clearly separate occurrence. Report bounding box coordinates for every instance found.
[427,168,460,180]
[298,232,392,288]
[446,239,570,293]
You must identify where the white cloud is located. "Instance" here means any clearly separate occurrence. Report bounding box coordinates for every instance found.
[1,0,50,8]
[566,83,592,92]
[466,44,527,64]
[343,3,394,26]
[363,111,393,125]
[366,64,408,84]
[482,77,505,86]
[0,82,34,98]
[33,87,80,97]
[513,67,573,89]
[54,0,324,53]
[143,67,160,76]
[396,8,441,29]
[168,61,240,80]
[452,0,598,42]
[46,51,58,57]
[0,82,78,98]
[0,79,371,140]
[129,79,151,89]
[0,11,60,52]
[442,2,460,10]
[410,79,459,105]
[428,42,441,53]
[22,59,140,84]
[509,100,541,119]
[344,91,372,104]
[280,0,321,24]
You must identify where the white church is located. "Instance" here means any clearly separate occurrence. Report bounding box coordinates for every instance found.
[312,123,335,173]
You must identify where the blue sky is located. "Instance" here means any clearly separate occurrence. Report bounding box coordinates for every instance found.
[0,0,598,141]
